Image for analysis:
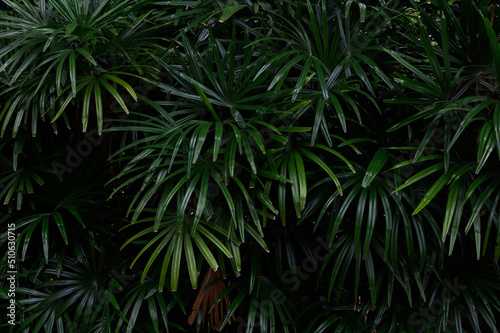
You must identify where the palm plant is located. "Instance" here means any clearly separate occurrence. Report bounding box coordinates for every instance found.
[0,0,163,137]
[2,0,500,332]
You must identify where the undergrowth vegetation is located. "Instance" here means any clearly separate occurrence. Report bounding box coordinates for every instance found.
[1,0,500,332]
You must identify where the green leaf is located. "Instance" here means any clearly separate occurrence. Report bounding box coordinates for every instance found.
[75,47,97,66]
[443,179,462,242]
[219,4,245,22]
[52,211,68,245]
[94,81,104,135]
[213,121,223,161]
[183,232,197,289]
[363,186,378,260]
[412,169,453,215]
[42,216,49,264]
[362,149,388,188]
[354,188,367,258]
[482,15,500,88]
[69,51,76,97]
[393,163,444,194]
[245,223,269,252]
[99,78,131,114]
[197,224,232,258]
[192,81,221,122]
[298,148,343,195]
[171,235,183,291]
[107,289,121,310]
[102,73,138,101]
[419,22,444,88]
[494,103,500,158]
[192,232,218,271]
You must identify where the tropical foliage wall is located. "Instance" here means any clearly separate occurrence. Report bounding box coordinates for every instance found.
[1,0,500,332]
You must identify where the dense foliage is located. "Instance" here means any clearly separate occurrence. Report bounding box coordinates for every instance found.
[1,0,500,332]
